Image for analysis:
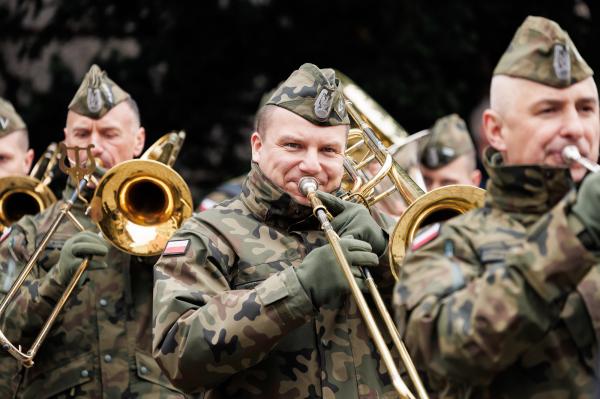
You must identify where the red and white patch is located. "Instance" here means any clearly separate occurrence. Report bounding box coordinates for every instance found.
[411,223,441,251]
[163,239,190,256]
[199,198,218,211]
[0,227,12,244]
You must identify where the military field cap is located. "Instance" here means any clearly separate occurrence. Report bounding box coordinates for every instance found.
[0,97,26,138]
[420,114,474,169]
[494,16,593,88]
[68,64,131,119]
[266,63,350,126]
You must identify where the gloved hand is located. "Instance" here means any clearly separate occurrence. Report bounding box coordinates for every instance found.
[54,231,109,287]
[316,191,388,256]
[571,171,600,248]
[295,237,379,308]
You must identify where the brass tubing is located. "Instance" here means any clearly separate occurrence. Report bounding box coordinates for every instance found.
[299,177,419,399]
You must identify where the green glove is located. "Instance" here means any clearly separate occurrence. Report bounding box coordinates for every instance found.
[54,231,109,287]
[295,237,379,308]
[316,191,388,257]
[571,172,600,248]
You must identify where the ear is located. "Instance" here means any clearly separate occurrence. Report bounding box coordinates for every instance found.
[482,109,507,152]
[470,169,482,188]
[132,127,146,157]
[23,149,34,174]
[250,131,262,163]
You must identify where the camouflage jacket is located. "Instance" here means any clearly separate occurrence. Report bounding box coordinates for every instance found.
[394,148,600,398]
[153,164,398,399]
[0,182,192,399]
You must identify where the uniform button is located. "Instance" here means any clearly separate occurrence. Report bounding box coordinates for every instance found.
[80,369,89,378]
[104,354,112,363]
[99,298,108,307]
[140,366,149,375]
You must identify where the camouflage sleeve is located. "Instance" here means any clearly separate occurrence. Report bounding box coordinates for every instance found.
[0,216,68,349]
[152,218,313,394]
[394,195,598,386]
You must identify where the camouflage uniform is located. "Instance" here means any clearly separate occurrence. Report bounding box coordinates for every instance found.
[198,174,247,211]
[153,64,398,398]
[153,164,398,398]
[0,182,190,398]
[394,16,600,398]
[0,97,27,138]
[0,64,193,398]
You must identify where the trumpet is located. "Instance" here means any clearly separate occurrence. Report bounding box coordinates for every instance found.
[562,145,600,173]
[0,131,192,367]
[299,177,425,399]
[0,143,59,232]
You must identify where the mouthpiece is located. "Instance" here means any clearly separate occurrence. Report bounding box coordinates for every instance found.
[298,177,319,196]
[562,145,581,164]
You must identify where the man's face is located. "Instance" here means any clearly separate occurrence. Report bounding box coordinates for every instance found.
[420,155,482,191]
[0,131,34,178]
[64,102,145,170]
[251,107,347,205]
[485,76,600,182]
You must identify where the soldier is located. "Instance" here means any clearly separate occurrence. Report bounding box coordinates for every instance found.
[0,65,191,398]
[419,114,482,190]
[0,97,34,178]
[152,63,397,398]
[394,16,600,397]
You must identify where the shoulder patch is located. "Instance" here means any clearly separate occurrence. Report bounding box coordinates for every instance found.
[411,223,441,251]
[0,227,12,244]
[163,239,190,256]
[199,198,218,211]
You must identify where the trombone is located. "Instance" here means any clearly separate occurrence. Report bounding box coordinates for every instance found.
[0,143,59,232]
[0,131,193,367]
[300,177,422,399]
[341,97,486,278]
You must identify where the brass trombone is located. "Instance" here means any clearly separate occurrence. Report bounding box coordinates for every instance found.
[300,177,423,399]
[342,99,486,278]
[0,143,59,232]
[0,131,192,367]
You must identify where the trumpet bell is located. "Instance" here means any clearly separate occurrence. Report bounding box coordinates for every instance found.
[92,159,193,256]
[0,176,57,228]
[389,184,485,279]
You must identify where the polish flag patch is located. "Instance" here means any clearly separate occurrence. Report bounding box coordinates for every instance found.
[0,227,12,244]
[411,223,441,251]
[163,239,190,256]
[199,198,218,211]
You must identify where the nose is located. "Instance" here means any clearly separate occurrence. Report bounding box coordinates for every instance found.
[560,106,585,142]
[298,148,322,175]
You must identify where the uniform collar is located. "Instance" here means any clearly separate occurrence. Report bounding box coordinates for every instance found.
[240,163,315,229]
[483,147,573,215]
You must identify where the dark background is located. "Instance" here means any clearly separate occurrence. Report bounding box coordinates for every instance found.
[0,0,597,205]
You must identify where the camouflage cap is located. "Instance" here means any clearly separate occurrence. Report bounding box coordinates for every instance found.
[494,16,593,88]
[266,63,350,126]
[0,97,27,138]
[420,114,474,169]
[68,64,131,119]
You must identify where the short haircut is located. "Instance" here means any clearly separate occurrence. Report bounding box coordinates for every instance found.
[254,104,278,136]
[124,97,141,128]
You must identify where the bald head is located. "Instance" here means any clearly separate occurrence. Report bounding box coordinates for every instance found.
[483,75,600,182]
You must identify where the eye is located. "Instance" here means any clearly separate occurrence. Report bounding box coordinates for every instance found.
[284,142,300,149]
[74,130,90,138]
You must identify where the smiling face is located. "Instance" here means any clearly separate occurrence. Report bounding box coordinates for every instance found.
[251,106,347,205]
[484,76,600,182]
[63,101,145,170]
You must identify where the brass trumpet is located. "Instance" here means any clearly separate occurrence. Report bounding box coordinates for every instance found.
[0,131,192,367]
[0,143,59,232]
[300,177,424,399]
